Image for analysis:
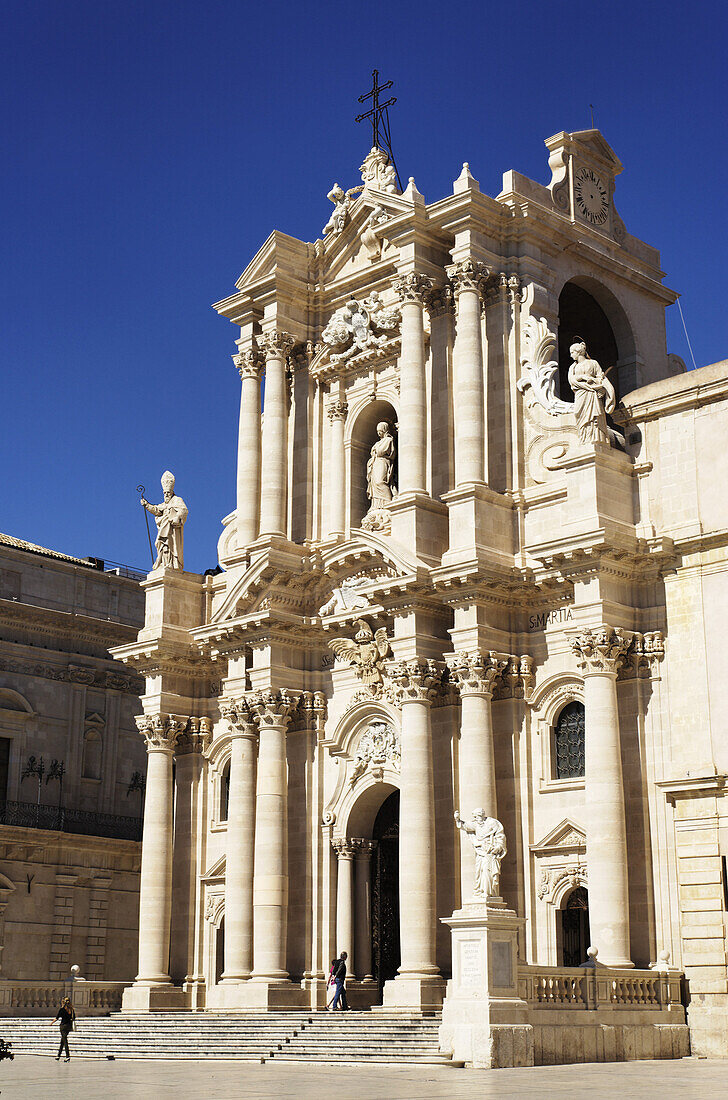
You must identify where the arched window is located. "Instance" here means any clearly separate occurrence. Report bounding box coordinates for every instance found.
[82,730,102,781]
[557,282,620,402]
[554,701,585,779]
[219,761,230,821]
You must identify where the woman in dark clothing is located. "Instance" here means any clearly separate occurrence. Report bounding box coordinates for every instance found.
[49,996,75,1061]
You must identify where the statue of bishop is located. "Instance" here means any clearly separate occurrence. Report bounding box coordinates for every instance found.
[141,471,188,571]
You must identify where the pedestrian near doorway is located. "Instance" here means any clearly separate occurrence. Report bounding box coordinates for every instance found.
[329,950,349,1011]
[49,996,75,1061]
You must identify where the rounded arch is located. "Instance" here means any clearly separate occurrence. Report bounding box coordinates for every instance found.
[0,688,34,716]
[556,276,638,402]
[333,774,399,841]
[530,673,584,725]
[347,398,398,532]
[326,696,400,758]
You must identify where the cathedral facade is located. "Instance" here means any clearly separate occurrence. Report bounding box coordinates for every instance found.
[114,130,727,1059]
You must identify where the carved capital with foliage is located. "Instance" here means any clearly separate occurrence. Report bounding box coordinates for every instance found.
[392,272,433,305]
[175,715,212,755]
[259,331,295,360]
[233,347,265,381]
[326,400,348,423]
[389,658,443,705]
[446,259,489,299]
[445,651,508,698]
[332,838,357,859]
[570,626,630,676]
[247,688,300,727]
[135,713,190,753]
[219,697,258,741]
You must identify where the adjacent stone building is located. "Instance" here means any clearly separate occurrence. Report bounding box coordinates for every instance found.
[115,130,727,1059]
[0,534,145,984]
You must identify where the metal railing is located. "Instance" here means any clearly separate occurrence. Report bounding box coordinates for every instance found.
[0,801,142,842]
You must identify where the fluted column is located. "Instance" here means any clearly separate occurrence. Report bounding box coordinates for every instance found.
[447,260,488,486]
[134,714,187,984]
[571,627,633,968]
[353,839,376,981]
[249,690,298,980]
[390,660,441,987]
[259,332,294,538]
[233,347,264,545]
[326,400,348,538]
[393,273,432,494]
[446,651,507,901]
[170,719,210,984]
[333,839,356,976]
[219,699,258,982]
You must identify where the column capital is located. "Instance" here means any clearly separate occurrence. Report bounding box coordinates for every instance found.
[175,716,212,756]
[446,259,489,299]
[393,272,433,305]
[426,284,453,318]
[332,838,357,859]
[326,400,348,423]
[296,690,327,733]
[233,347,265,380]
[389,659,443,705]
[135,713,189,753]
[351,838,377,858]
[445,651,508,697]
[570,626,630,676]
[259,331,295,359]
[219,698,258,741]
[247,689,300,727]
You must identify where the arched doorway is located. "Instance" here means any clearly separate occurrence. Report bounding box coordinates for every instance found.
[371,790,400,999]
[559,886,590,967]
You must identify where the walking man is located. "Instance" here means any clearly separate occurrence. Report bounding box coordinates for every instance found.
[330,950,349,1011]
[49,996,75,1061]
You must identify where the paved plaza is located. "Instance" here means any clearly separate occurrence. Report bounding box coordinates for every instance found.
[0,1057,726,1099]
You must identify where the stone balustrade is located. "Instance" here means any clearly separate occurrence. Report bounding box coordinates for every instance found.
[518,965,682,1013]
[0,979,126,1016]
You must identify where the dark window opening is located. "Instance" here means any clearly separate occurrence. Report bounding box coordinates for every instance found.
[558,283,620,403]
[554,701,585,779]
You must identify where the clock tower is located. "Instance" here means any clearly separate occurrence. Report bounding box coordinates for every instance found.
[546,128,627,242]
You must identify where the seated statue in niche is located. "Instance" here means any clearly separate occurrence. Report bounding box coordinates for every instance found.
[567,338,617,446]
[362,421,396,533]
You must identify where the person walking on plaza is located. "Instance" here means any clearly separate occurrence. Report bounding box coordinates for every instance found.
[48,996,75,1061]
[329,950,349,1011]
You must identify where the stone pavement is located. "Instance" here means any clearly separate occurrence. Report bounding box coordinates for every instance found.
[0,1057,726,1099]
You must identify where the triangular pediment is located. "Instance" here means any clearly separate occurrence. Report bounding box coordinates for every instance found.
[202,854,226,882]
[531,818,586,853]
[234,230,309,291]
[569,129,623,173]
[321,192,409,284]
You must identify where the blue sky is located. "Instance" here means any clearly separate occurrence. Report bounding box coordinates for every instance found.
[2,0,726,572]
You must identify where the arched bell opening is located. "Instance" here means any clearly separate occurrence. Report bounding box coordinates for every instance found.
[557,278,637,404]
[348,399,398,532]
[557,885,591,967]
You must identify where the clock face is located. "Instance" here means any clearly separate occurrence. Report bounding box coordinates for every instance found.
[574,167,608,225]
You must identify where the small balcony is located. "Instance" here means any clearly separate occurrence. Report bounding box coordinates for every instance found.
[0,801,142,842]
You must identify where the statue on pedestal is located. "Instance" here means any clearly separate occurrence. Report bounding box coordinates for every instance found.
[454,810,507,899]
[141,471,188,571]
[362,422,396,533]
[567,339,617,446]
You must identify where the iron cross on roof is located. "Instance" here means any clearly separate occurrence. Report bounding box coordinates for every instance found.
[356,69,397,150]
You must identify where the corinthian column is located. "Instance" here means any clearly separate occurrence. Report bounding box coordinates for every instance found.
[219,699,258,982]
[393,273,432,495]
[259,332,294,538]
[571,626,633,967]
[332,839,356,976]
[385,660,443,1009]
[233,347,264,545]
[326,400,348,538]
[446,651,507,901]
[446,260,488,486]
[134,714,187,985]
[249,690,298,981]
[353,839,376,981]
[170,718,210,986]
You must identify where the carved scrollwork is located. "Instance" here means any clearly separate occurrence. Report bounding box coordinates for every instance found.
[348,719,400,786]
[446,259,489,298]
[259,331,295,359]
[570,626,630,675]
[517,318,573,416]
[392,272,433,305]
[233,347,265,381]
[247,689,299,726]
[326,400,349,423]
[445,651,508,697]
[389,659,443,704]
[321,293,400,367]
[135,713,190,752]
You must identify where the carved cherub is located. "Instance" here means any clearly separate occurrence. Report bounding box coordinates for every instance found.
[328,619,391,691]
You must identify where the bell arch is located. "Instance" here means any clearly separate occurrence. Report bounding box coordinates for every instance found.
[556,276,638,402]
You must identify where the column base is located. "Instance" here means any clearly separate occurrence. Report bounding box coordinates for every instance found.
[216,978,307,1011]
[381,974,445,1011]
[121,982,188,1012]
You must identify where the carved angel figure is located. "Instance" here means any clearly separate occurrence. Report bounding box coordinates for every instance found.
[328,619,391,691]
[517,317,573,416]
[322,182,363,237]
[454,810,507,899]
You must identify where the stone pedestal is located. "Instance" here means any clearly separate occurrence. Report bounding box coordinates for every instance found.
[439,899,533,1069]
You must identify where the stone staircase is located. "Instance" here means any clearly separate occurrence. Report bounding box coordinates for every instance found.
[0,1010,450,1064]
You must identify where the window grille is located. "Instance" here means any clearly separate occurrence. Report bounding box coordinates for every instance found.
[554,701,585,779]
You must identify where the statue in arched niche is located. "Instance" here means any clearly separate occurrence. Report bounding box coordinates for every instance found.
[362,421,396,533]
[567,339,617,446]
